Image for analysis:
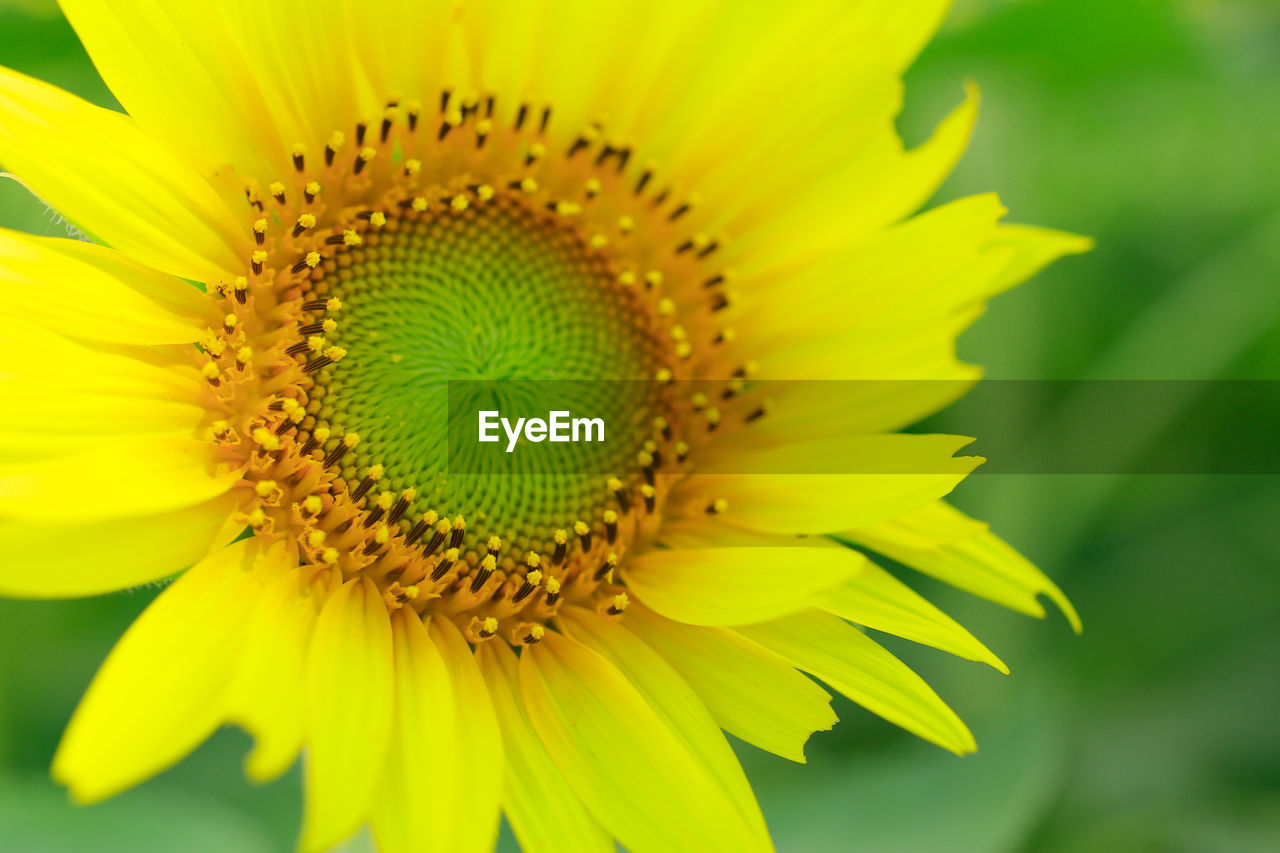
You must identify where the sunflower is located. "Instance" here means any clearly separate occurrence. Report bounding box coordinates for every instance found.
[0,2,1086,851]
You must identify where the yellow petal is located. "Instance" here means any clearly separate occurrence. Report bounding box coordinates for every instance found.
[0,492,238,598]
[301,577,394,853]
[421,616,504,853]
[227,0,374,168]
[985,224,1094,296]
[0,317,201,402]
[0,387,205,462]
[738,84,980,276]
[59,0,291,181]
[0,228,213,345]
[0,433,240,522]
[624,603,836,763]
[0,65,247,282]
[223,541,325,782]
[520,629,768,852]
[841,500,1081,631]
[673,435,982,535]
[561,606,772,849]
[820,558,1008,672]
[52,539,260,803]
[370,609,462,853]
[741,611,976,754]
[476,641,614,853]
[622,545,865,626]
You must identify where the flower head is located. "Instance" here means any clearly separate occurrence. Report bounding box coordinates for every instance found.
[0,2,1085,851]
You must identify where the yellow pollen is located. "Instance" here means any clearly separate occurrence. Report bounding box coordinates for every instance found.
[253,218,268,234]
[254,480,277,498]
[304,251,321,268]
[327,131,345,151]
[246,508,267,528]
[610,593,630,613]
[435,519,452,535]
[268,181,286,197]
[618,215,634,233]
[554,529,568,545]
[590,233,609,249]
[451,194,469,211]
[607,477,623,491]
[476,118,493,135]
[302,495,323,515]
[618,270,636,286]
[252,250,269,265]
[519,177,538,193]
[529,142,546,159]
[481,617,499,636]
[655,368,673,383]
[526,570,543,586]
[487,535,502,551]
[376,491,395,510]
[324,345,347,362]
[555,201,581,217]
[526,552,541,568]
[603,510,618,524]
[370,211,387,227]
[343,432,361,448]
[527,624,545,641]
[306,181,322,197]
[342,229,362,246]
[374,524,391,544]
[321,547,339,564]
[359,146,377,162]
[291,143,306,158]
[477,184,495,201]
[297,213,317,229]
[252,427,280,451]
[224,313,238,328]
[307,530,326,547]
[657,298,675,316]
[675,341,693,358]
[573,521,590,536]
[411,197,429,211]
[405,159,422,174]
[202,362,221,380]
[646,270,664,287]
[545,577,562,594]
[585,178,602,195]
[326,297,343,312]
[712,498,729,513]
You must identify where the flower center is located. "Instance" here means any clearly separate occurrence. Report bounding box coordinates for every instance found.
[196,90,761,643]
[308,195,666,555]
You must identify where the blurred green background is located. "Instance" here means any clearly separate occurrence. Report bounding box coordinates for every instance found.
[1,0,1277,850]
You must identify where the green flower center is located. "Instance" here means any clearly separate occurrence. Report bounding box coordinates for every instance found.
[311,196,664,550]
